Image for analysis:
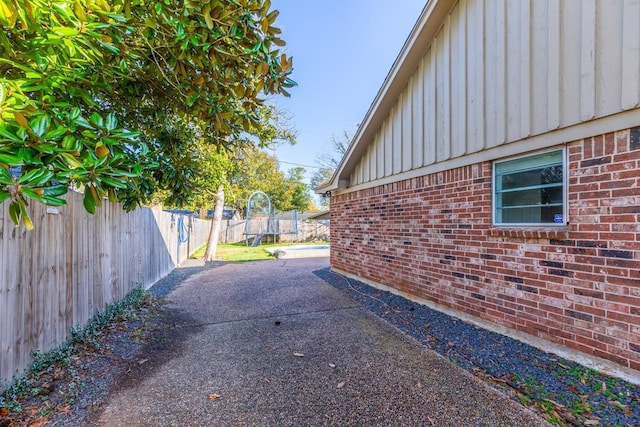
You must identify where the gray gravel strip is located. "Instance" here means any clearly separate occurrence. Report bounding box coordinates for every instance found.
[94,258,548,426]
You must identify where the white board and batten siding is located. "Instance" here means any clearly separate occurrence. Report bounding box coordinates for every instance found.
[348,0,640,188]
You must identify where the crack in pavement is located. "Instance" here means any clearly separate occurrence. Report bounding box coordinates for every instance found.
[164,304,364,330]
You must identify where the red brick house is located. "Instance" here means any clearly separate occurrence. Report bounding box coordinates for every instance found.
[318,0,640,382]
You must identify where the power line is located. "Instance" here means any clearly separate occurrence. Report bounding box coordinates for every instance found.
[277,160,322,169]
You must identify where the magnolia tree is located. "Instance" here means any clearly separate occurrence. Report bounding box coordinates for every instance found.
[0,0,294,229]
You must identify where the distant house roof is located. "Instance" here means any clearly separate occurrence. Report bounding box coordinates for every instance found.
[165,208,241,220]
[223,209,240,220]
[273,210,321,221]
[203,209,241,220]
[164,209,197,217]
[307,210,330,221]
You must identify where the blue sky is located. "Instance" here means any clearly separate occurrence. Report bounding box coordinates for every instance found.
[269,1,427,186]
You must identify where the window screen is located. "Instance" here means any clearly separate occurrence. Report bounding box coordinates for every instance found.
[494,149,565,225]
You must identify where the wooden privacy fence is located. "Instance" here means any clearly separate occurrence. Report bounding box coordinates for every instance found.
[0,191,209,389]
[218,219,330,243]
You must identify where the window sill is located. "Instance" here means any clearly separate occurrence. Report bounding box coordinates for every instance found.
[489,227,569,240]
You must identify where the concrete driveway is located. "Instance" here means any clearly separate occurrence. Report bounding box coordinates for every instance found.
[95,257,548,426]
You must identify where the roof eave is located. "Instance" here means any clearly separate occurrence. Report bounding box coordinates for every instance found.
[323,0,455,192]
[314,179,347,195]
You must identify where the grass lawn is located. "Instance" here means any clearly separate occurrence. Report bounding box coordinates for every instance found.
[190,242,327,262]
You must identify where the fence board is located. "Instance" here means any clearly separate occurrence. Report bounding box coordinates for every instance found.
[1,195,328,388]
[217,219,330,244]
[0,192,209,389]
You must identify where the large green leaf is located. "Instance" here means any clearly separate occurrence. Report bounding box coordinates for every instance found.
[21,187,45,202]
[30,115,50,138]
[82,187,96,214]
[0,153,24,165]
[18,168,53,185]
[18,199,34,230]
[0,127,24,143]
[43,184,68,197]
[42,195,67,206]
[8,201,21,226]
[104,169,139,178]
[43,126,68,140]
[59,152,83,168]
[0,166,12,183]
[100,176,128,189]
[69,107,82,121]
[105,113,118,131]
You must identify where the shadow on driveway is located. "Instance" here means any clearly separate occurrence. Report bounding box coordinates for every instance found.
[93,258,548,427]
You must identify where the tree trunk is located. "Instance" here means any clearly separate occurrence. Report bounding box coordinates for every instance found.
[204,183,225,261]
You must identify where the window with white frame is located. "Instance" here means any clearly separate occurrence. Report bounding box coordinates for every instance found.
[493,149,566,225]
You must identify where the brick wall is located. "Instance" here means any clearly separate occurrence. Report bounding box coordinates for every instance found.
[331,127,640,373]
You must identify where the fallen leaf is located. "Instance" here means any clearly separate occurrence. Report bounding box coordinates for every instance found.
[337,382,345,389]
[293,352,304,358]
[208,394,221,400]
[583,420,599,426]
[329,363,336,368]
[0,407,8,416]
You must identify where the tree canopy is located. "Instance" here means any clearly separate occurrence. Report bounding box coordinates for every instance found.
[164,104,299,214]
[286,166,314,212]
[224,145,315,214]
[0,0,295,229]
